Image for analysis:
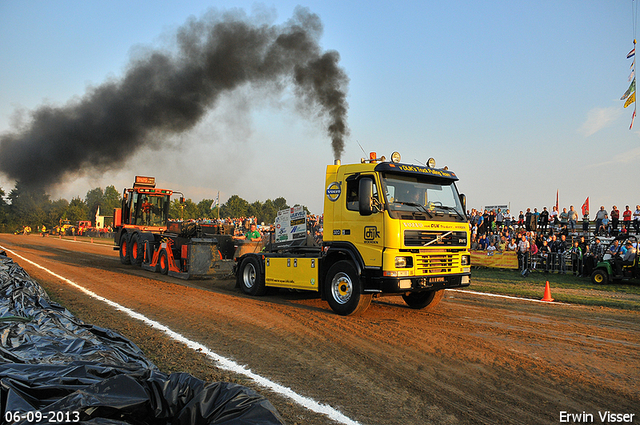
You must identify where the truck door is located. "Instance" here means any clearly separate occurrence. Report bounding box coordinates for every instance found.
[343,174,384,267]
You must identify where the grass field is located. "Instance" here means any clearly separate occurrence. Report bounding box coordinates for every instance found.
[470,267,640,310]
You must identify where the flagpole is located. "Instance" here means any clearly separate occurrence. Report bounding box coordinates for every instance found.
[217,191,220,221]
[629,0,638,128]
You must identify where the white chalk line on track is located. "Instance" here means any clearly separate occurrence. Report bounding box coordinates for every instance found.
[0,245,362,425]
[448,289,567,305]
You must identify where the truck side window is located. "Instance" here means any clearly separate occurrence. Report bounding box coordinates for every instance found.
[130,193,139,224]
[346,176,378,212]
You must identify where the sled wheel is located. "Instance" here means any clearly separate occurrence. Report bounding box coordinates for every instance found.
[159,250,170,275]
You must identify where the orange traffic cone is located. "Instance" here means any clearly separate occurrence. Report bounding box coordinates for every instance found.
[91,238,94,243]
[541,281,554,302]
[73,236,76,241]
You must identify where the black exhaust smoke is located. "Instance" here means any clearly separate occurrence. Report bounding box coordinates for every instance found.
[0,7,349,189]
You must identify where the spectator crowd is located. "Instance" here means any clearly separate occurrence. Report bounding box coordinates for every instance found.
[468,205,640,277]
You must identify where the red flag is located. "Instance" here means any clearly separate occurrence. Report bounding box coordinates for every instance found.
[555,190,559,212]
[581,197,590,216]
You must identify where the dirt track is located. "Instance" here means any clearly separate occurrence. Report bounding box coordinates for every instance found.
[0,233,638,425]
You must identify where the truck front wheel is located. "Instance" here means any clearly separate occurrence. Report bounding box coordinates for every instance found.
[402,289,445,310]
[238,257,266,296]
[324,261,372,316]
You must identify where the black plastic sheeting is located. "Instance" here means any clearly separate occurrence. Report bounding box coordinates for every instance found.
[0,251,285,424]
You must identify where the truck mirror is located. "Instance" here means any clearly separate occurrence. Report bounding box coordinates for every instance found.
[359,178,374,216]
[180,197,185,204]
[459,193,466,213]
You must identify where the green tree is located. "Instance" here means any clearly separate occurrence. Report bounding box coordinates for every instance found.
[273,197,288,212]
[45,199,69,229]
[221,195,250,218]
[0,188,8,231]
[169,199,199,220]
[102,185,121,216]
[197,199,216,219]
[8,183,49,228]
[85,187,104,218]
[66,197,89,222]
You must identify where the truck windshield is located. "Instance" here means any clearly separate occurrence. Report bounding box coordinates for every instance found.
[134,194,169,226]
[381,173,466,221]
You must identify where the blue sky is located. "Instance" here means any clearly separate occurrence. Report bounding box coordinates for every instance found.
[0,1,637,216]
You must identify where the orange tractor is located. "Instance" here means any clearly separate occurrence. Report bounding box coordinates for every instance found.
[113,176,234,279]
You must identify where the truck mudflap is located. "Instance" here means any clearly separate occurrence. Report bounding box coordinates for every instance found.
[365,273,471,294]
[142,238,234,279]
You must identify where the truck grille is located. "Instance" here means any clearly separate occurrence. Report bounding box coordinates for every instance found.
[404,230,467,247]
[416,252,459,274]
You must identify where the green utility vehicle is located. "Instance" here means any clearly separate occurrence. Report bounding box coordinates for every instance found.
[590,235,639,285]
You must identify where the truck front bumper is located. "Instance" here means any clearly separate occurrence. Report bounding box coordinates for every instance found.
[365,272,470,294]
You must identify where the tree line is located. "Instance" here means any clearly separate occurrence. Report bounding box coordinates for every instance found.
[0,183,297,233]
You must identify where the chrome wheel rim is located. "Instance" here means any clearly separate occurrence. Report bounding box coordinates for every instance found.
[243,263,256,289]
[331,272,352,305]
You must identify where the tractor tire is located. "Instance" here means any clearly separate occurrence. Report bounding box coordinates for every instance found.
[324,261,372,316]
[591,269,609,285]
[402,289,445,310]
[119,233,131,265]
[129,233,144,266]
[237,256,266,296]
[159,249,170,275]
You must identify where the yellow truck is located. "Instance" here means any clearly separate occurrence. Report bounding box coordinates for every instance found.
[235,152,471,315]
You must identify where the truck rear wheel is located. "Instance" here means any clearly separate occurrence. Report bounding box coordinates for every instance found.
[238,257,266,296]
[119,233,131,265]
[402,289,444,310]
[325,261,372,316]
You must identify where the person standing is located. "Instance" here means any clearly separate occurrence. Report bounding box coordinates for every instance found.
[568,206,579,233]
[518,211,525,229]
[496,209,504,230]
[517,234,530,274]
[559,208,569,229]
[556,234,568,274]
[611,206,620,234]
[525,208,532,232]
[549,234,559,272]
[570,241,583,275]
[539,207,549,234]
[623,205,632,232]
[634,205,640,234]
[539,239,551,272]
[477,212,485,235]
[595,206,607,236]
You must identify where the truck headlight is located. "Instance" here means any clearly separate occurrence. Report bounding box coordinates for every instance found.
[394,256,413,268]
[461,255,471,266]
